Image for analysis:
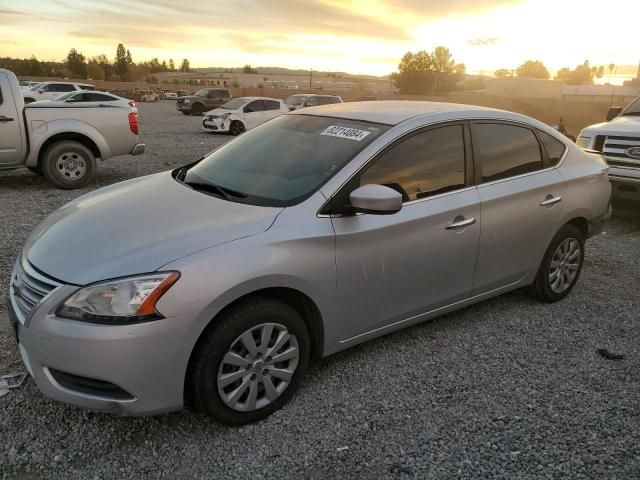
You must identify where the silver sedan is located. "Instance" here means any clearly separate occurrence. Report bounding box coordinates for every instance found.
[9,102,611,424]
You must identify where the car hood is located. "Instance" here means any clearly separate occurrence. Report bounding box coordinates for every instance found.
[23,172,282,285]
[204,108,236,116]
[581,115,640,135]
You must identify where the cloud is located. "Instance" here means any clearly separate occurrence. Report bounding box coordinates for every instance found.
[467,37,501,46]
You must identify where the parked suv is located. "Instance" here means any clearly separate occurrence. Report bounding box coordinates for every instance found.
[10,102,610,424]
[577,96,640,198]
[284,94,343,110]
[23,81,95,103]
[177,88,232,116]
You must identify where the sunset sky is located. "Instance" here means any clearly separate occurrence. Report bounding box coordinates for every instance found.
[1,0,639,81]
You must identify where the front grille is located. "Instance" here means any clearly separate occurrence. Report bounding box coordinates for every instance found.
[10,257,60,324]
[602,135,640,162]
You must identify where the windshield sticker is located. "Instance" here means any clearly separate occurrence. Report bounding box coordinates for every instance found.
[321,125,371,141]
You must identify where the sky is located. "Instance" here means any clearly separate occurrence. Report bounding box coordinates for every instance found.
[1,0,639,82]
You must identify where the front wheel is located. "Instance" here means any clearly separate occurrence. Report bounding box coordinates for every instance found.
[189,297,310,425]
[229,120,245,136]
[41,141,96,189]
[191,104,204,116]
[530,224,585,302]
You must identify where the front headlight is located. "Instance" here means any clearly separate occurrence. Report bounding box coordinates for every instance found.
[219,113,231,120]
[576,136,591,149]
[56,272,179,324]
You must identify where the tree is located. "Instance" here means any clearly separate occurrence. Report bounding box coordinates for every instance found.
[516,60,550,80]
[243,64,258,74]
[126,49,133,66]
[27,56,43,76]
[115,43,128,77]
[180,58,191,72]
[87,60,105,80]
[168,59,176,71]
[66,48,87,78]
[393,47,465,94]
[494,69,512,78]
[555,60,603,85]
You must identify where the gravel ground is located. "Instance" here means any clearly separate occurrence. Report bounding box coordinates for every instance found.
[1,102,639,479]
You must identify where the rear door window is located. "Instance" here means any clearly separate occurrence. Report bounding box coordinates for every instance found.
[246,100,265,112]
[264,100,281,110]
[473,123,543,182]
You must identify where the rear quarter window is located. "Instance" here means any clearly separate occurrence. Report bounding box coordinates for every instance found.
[537,130,567,166]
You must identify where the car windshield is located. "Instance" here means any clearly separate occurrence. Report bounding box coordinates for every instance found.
[179,115,390,207]
[221,98,250,110]
[621,97,640,116]
[195,89,209,97]
[55,92,77,101]
[285,96,308,106]
[28,83,43,91]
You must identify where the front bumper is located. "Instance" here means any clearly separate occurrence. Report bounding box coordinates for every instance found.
[202,117,229,132]
[130,143,145,156]
[8,259,205,416]
[608,165,640,198]
[176,104,191,112]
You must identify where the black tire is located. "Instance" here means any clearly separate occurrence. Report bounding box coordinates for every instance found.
[182,111,191,116]
[229,120,245,136]
[27,166,42,175]
[191,103,204,116]
[41,140,96,189]
[189,297,310,425]
[530,224,585,303]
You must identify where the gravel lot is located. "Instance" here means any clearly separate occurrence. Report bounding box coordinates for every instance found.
[1,102,639,479]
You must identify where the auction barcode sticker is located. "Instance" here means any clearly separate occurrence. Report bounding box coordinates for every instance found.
[321,125,371,141]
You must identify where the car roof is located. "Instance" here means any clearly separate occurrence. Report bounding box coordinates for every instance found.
[40,81,94,86]
[290,100,512,126]
[239,97,282,102]
[289,93,339,97]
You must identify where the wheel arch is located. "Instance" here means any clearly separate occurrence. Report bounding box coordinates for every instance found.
[37,132,101,169]
[184,286,325,398]
[565,216,589,239]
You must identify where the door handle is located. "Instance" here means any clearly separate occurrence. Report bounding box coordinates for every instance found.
[540,195,562,207]
[0,116,14,123]
[446,216,476,230]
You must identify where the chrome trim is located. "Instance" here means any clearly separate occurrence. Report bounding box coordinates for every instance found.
[540,196,562,207]
[10,256,62,325]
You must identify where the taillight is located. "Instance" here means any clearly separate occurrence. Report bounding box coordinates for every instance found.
[128,112,139,136]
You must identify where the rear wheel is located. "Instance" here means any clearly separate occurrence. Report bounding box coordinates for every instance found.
[41,141,96,189]
[189,297,310,425]
[530,224,584,302]
[229,120,245,136]
[191,103,204,116]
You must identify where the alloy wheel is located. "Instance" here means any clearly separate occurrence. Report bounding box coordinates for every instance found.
[217,323,299,412]
[548,238,581,294]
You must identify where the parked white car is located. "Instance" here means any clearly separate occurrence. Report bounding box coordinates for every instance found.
[284,94,343,111]
[22,81,95,103]
[203,97,289,135]
[46,91,135,109]
[163,91,178,100]
[19,80,40,91]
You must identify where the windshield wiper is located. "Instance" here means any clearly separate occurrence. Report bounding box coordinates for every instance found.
[183,181,248,201]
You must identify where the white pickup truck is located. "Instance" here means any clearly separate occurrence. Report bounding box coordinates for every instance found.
[577,96,640,197]
[0,69,145,189]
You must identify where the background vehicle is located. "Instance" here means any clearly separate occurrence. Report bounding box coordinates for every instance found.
[22,81,95,103]
[202,97,289,135]
[0,69,144,189]
[577,96,640,197]
[284,94,343,110]
[46,91,135,109]
[19,80,40,91]
[177,88,232,116]
[10,101,610,425]
[163,91,178,100]
[132,89,159,102]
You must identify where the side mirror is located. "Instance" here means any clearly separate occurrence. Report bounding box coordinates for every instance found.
[38,88,45,93]
[607,107,622,121]
[350,184,402,215]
